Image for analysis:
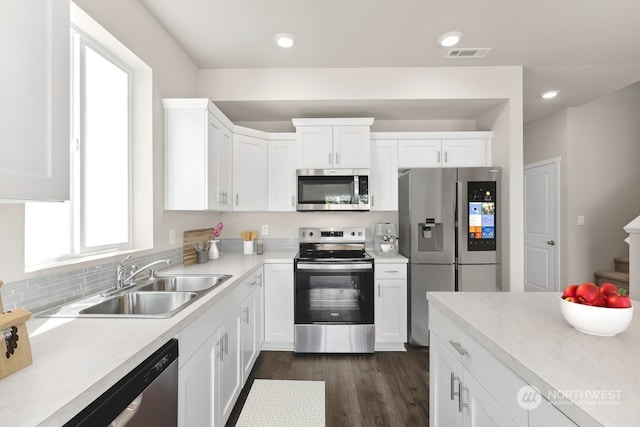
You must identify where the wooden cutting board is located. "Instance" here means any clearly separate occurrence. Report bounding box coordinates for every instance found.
[183,228,217,265]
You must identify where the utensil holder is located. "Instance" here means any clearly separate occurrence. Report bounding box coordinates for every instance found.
[196,249,209,264]
[243,241,254,255]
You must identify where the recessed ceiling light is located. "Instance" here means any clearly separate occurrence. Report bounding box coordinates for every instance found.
[542,90,559,99]
[438,31,463,47]
[274,33,295,48]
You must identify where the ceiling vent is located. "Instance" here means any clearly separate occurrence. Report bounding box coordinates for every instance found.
[445,48,492,59]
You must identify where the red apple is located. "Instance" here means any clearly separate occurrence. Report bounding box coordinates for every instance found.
[607,294,632,308]
[562,284,579,299]
[575,282,599,304]
[593,294,607,307]
[598,283,618,297]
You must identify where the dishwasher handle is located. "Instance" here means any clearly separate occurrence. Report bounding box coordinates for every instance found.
[109,393,144,427]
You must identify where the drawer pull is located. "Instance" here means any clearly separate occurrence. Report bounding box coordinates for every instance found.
[449,339,469,356]
[384,270,399,273]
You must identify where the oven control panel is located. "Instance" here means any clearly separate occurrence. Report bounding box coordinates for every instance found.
[299,227,365,243]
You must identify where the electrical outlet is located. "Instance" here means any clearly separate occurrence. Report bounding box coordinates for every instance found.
[169,229,176,245]
[261,224,269,235]
[578,216,585,226]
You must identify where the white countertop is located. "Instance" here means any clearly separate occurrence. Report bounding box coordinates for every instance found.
[0,250,404,426]
[427,291,640,427]
[368,252,408,263]
[0,252,292,427]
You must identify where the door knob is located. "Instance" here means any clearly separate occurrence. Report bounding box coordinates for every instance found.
[547,240,555,246]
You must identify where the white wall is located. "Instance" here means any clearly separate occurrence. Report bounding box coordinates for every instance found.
[524,110,570,286]
[524,81,640,284]
[199,66,525,291]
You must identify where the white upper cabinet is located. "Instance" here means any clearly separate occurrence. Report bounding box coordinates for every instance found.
[293,118,374,169]
[398,139,442,168]
[232,129,268,211]
[441,139,491,168]
[0,0,70,201]
[370,140,399,211]
[393,132,492,169]
[268,138,297,211]
[163,99,233,211]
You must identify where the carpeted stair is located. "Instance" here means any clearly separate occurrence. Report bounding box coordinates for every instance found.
[594,256,629,292]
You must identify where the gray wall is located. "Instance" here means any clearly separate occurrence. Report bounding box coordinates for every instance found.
[524,81,640,284]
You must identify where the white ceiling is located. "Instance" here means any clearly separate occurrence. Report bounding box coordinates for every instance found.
[140,0,640,126]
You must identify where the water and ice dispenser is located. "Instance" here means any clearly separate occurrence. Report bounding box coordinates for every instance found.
[418,218,444,251]
[374,223,399,256]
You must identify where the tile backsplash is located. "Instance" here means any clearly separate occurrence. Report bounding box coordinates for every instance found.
[0,237,302,315]
[0,248,182,315]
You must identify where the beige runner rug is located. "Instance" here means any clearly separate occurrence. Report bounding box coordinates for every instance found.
[236,379,325,426]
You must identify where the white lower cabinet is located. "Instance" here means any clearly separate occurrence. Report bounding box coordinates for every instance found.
[263,263,294,350]
[429,304,576,427]
[430,334,517,427]
[374,263,407,350]
[178,267,264,427]
[178,334,217,426]
[241,271,264,381]
[218,309,242,425]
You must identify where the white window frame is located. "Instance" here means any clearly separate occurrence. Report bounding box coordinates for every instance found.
[24,3,153,271]
[73,25,134,255]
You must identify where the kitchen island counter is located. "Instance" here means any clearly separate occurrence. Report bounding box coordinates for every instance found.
[427,291,640,427]
[0,252,291,427]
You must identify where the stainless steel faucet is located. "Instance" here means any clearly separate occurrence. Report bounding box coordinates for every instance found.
[115,257,171,290]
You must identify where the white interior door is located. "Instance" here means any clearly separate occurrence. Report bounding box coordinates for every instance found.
[524,159,559,291]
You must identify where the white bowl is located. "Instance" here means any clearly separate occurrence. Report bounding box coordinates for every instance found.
[559,297,633,336]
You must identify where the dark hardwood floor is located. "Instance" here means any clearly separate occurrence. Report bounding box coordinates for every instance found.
[226,346,429,427]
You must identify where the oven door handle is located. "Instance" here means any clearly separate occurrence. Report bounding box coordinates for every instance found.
[295,263,373,271]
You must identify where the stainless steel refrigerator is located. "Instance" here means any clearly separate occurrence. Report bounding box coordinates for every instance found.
[398,167,501,346]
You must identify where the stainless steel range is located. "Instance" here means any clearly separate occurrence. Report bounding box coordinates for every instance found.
[294,226,375,353]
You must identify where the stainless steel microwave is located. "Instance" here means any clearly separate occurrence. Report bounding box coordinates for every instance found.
[296,169,370,211]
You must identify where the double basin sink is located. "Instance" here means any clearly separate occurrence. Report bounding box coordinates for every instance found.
[38,274,231,319]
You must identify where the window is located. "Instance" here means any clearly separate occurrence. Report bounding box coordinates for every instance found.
[25,26,133,266]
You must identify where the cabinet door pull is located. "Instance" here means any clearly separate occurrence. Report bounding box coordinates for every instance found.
[257,274,263,287]
[449,339,469,356]
[224,332,229,355]
[235,193,239,206]
[444,151,448,163]
[384,270,399,274]
[328,152,332,164]
[437,151,441,163]
[450,372,460,401]
[335,152,340,165]
[217,340,223,361]
[244,307,250,324]
[378,284,381,297]
[458,382,468,412]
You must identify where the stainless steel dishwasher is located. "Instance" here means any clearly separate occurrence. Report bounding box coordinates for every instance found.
[64,339,178,427]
